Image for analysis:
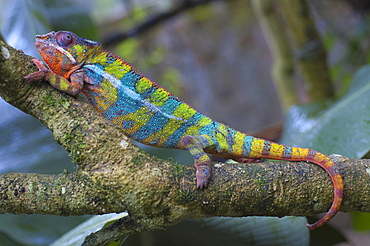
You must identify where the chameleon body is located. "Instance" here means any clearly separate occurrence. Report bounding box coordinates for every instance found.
[25,31,343,230]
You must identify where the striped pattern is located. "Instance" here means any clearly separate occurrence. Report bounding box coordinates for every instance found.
[27,31,343,230]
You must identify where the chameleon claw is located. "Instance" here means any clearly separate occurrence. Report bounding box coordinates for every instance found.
[195,165,211,189]
[196,176,208,189]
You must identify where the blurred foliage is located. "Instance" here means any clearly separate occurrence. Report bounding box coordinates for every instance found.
[352,212,370,231]
[124,217,311,246]
[308,217,348,246]
[281,65,370,158]
[0,214,89,246]
[49,213,128,246]
[0,231,23,246]
[344,0,370,12]
[116,38,139,63]
[351,212,370,232]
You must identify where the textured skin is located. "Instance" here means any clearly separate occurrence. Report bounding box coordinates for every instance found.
[25,31,344,230]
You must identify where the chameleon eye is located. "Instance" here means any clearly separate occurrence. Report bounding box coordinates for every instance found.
[56,32,74,47]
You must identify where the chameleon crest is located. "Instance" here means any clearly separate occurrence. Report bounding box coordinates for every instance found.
[25,31,344,230]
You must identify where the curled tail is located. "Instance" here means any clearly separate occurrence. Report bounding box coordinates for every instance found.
[179,123,343,229]
[301,151,343,229]
[236,137,344,230]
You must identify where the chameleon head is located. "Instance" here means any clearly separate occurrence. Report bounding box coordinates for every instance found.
[35,31,102,76]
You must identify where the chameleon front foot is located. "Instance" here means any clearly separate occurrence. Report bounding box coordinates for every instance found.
[24,59,49,82]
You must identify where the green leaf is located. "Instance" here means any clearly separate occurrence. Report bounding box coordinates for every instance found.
[124,217,310,246]
[50,212,128,246]
[0,231,25,246]
[351,212,370,231]
[281,65,370,158]
[0,214,89,246]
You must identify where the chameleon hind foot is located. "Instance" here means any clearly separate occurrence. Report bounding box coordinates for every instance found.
[194,162,211,189]
[180,135,212,188]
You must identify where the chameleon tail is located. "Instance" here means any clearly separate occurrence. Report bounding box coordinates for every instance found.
[301,151,343,230]
[242,137,344,230]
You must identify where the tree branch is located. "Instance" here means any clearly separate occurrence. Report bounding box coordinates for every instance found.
[252,0,298,112]
[279,0,334,101]
[1,41,368,245]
